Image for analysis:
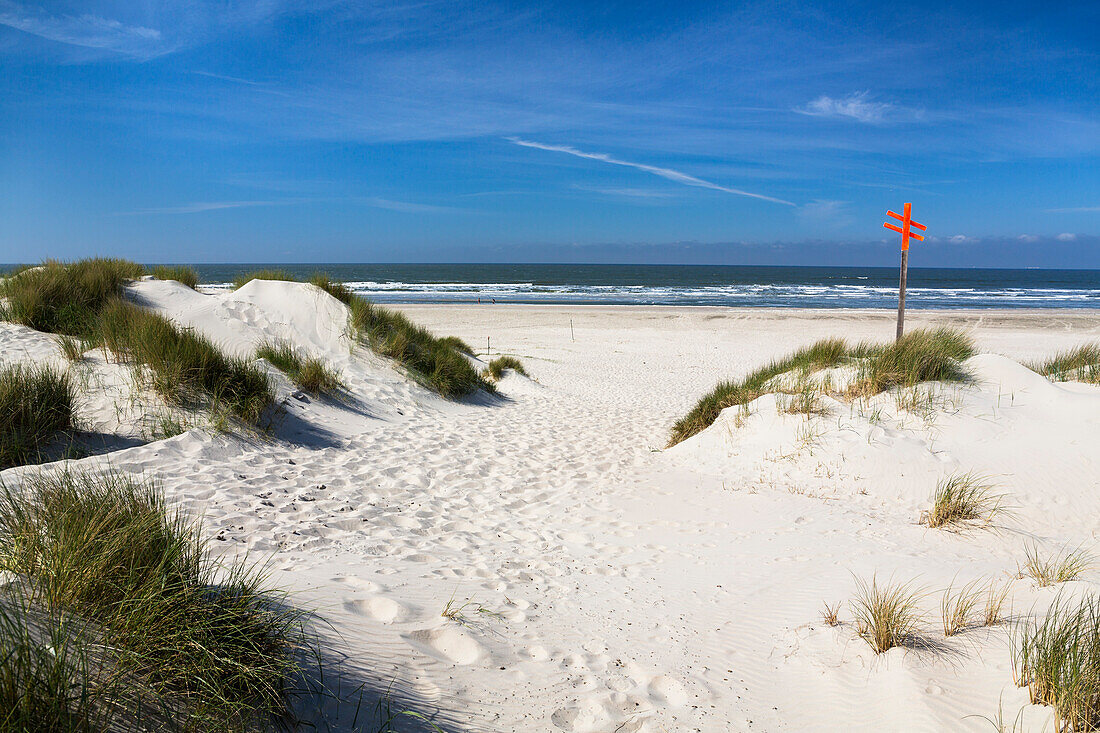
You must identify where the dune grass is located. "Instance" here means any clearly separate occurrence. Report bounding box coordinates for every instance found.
[848,327,975,396]
[0,258,145,337]
[850,575,924,653]
[258,272,488,398]
[98,300,272,424]
[921,472,1007,529]
[0,363,75,469]
[347,296,492,398]
[438,335,475,356]
[486,355,528,380]
[1022,544,1094,587]
[232,269,298,290]
[668,329,975,446]
[151,265,200,290]
[256,339,341,395]
[307,273,355,305]
[0,469,310,729]
[941,579,983,637]
[56,334,87,362]
[1029,343,1100,385]
[1014,593,1100,731]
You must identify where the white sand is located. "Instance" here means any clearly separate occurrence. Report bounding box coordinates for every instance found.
[3,287,1100,732]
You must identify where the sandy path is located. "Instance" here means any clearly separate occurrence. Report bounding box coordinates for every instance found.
[5,300,1099,731]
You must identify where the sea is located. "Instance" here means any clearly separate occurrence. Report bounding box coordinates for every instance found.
[187,264,1100,310]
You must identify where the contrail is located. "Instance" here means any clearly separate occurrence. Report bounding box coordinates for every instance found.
[508,138,795,206]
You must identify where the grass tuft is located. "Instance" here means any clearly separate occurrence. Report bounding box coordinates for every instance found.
[307,273,355,305]
[347,297,492,398]
[151,265,199,290]
[56,334,87,362]
[485,355,528,380]
[1029,343,1100,385]
[1022,544,1093,587]
[98,299,272,424]
[849,327,975,396]
[921,472,1007,529]
[668,337,848,446]
[0,363,75,469]
[232,269,297,290]
[0,469,310,729]
[256,339,340,395]
[850,575,924,653]
[941,578,983,636]
[984,582,1012,627]
[821,601,841,627]
[1014,593,1100,731]
[0,258,145,337]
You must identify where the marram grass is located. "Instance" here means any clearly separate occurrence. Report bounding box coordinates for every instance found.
[0,469,311,730]
[668,329,975,446]
[0,363,75,469]
[1014,593,1100,731]
[150,265,200,290]
[98,299,272,425]
[0,258,145,337]
[921,472,1007,529]
[1029,343,1100,385]
[486,355,528,380]
[256,339,341,395]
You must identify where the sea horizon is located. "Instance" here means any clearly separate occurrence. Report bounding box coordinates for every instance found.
[146,263,1100,310]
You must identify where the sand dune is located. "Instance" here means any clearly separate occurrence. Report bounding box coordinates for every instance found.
[2,287,1099,731]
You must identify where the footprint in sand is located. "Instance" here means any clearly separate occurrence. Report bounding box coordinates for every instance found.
[403,627,485,665]
[343,596,408,624]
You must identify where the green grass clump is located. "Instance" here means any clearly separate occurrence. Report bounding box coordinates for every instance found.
[307,273,354,305]
[921,472,1007,529]
[98,300,272,424]
[0,258,145,337]
[850,575,924,654]
[668,337,848,446]
[0,470,309,729]
[232,269,297,290]
[56,335,87,362]
[1029,343,1100,385]
[348,297,492,398]
[850,327,975,395]
[1015,593,1100,731]
[486,355,528,380]
[1022,544,1094,587]
[0,363,75,469]
[668,329,975,446]
[256,339,340,395]
[151,265,200,290]
[438,335,475,356]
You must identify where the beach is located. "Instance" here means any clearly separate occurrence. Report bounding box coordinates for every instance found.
[3,289,1100,731]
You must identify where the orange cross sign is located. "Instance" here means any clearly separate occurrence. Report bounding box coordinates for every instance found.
[883,202,926,251]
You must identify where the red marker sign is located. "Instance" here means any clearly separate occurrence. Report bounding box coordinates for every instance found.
[883,203,927,340]
[883,202,926,251]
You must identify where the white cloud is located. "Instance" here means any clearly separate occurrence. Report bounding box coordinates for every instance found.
[0,2,167,58]
[949,234,979,243]
[1017,234,1038,242]
[795,91,894,123]
[119,200,283,215]
[509,138,794,206]
[1056,232,1077,241]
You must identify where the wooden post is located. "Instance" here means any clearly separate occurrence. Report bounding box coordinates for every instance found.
[896,248,908,341]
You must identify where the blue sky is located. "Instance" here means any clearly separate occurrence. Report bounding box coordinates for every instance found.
[1,0,1098,266]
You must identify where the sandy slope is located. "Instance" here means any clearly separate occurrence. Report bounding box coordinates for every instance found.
[2,291,1100,732]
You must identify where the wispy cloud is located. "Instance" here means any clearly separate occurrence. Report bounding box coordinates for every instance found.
[1045,205,1100,213]
[509,138,794,206]
[0,2,168,58]
[795,91,894,124]
[1057,232,1077,241]
[357,197,462,214]
[120,196,459,215]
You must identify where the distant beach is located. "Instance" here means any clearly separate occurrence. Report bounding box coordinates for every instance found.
[180,264,1100,309]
